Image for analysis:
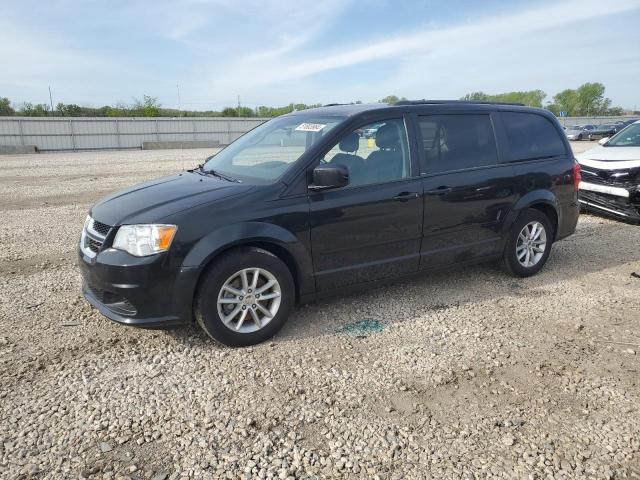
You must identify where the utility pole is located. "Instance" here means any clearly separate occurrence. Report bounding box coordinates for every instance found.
[237,95,241,114]
[48,85,54,115]
[176,83,181,116]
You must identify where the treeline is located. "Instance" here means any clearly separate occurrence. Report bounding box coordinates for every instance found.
[0,95,322,118]
[460,82,626,116]
[0,83,632,118]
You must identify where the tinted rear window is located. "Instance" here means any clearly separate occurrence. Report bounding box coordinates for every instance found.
[499,112,566,161]
[417,114,498,173]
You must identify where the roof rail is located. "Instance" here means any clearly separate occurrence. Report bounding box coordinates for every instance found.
[393,99,526,107]
[323,103,347,107]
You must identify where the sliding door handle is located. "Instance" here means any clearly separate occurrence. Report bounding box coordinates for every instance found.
[425,186,451,196]
[392,192,420,201]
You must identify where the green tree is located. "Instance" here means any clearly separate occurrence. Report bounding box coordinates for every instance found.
[33,104,50,116]
[106,103,130,117]
[461,90,546,107]
[20,103,50,116]
[0,97,14,115]
[21,102,34,115]
[379,95,407,104]
[237,106,254,117]
[549,83,614,116]
[461,92,490,101]
[545,102,560,116]
[221,107,238,117]
[575,82,610,115]
[56,103,82,116]
[132,95,160,117]
[550,88,578,116]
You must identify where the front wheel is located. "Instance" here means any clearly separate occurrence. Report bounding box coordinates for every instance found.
[502,209,553,277]
[195,247,295,347]
[577,134,583,141]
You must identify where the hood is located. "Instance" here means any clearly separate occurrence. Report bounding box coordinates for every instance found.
[90,172,253,226]
[577,145,640,170]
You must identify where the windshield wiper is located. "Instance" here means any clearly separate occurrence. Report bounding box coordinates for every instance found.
[190,164,241,183]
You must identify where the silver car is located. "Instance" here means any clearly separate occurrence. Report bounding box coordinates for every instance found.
[565,124,595,141]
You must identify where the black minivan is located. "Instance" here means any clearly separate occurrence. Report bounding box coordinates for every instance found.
[79,101,580,346]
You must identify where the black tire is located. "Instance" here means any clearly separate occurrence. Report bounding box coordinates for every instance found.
[577,134,583,141]
[195,247,295,347]
[502,209,553,277]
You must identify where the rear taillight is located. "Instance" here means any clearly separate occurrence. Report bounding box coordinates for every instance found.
[572,161,581,192]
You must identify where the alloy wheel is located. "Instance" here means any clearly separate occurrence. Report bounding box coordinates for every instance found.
[516,221,547,268]
[217,268,282,333]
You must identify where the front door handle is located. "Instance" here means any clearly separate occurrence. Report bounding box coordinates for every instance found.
[392,192,420,202]
[425,186,452,196]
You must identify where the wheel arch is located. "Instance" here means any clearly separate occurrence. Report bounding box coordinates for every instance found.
[200,241,303,303]
[528,203,558,239]
[182,222,314,310]
[506,190,560,240]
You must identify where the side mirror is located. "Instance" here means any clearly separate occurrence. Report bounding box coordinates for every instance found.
[598,137,609,145]
[309,164,349,191]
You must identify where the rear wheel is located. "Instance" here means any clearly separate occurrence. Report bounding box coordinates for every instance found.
[502,209,553,277]
[195,247,294,347]
[577,134,583,141]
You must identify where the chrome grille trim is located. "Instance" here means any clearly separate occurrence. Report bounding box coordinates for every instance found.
[90,220,111,237]
[80,217,111,258]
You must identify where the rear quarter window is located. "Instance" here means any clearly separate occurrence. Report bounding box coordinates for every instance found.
[498,112,566,161]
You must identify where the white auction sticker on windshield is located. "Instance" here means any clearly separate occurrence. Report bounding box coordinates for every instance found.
[295,123,326,132]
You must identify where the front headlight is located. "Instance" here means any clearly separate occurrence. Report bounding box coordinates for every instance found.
[112,224,177,257]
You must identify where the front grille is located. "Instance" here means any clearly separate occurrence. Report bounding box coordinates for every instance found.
[92,220,111,236]
[87,237,102,253]
[81,217,112,257]
[80,218,111,258]
[581,166,640,187]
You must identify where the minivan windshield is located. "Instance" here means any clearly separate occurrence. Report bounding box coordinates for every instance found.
[202,115,345,182]
[605,123,640,147]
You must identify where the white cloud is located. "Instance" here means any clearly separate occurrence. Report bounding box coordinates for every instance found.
[0,0,638,108]
[207,0,640,106]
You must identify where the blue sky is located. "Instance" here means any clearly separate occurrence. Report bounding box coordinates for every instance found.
[1,0,639,110]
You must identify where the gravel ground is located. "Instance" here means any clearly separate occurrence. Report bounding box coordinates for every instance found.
[1,143,639,479]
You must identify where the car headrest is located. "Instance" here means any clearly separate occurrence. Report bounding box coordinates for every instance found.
[339,132,360,153]
[375,124,400,150]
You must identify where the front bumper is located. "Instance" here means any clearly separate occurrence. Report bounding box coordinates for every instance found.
[578,181,640,223]
[78,246,198,329]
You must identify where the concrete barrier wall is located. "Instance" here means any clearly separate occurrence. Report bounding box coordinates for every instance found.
[0,145,37,155]
[0,117,266,152]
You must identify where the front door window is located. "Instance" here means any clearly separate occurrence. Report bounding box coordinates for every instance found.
[322,118,411,186]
